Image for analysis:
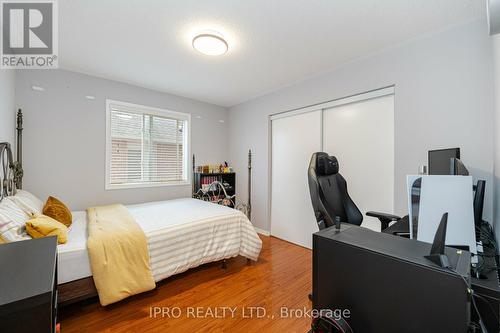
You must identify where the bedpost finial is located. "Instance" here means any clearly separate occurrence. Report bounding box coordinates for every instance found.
[16,109,23,130]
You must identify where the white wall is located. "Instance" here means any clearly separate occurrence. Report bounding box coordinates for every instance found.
[493,33,500,243]
[0,71,16,143]
[15,69,229,210]
[229,19,495,232]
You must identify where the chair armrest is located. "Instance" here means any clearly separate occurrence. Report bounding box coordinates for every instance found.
[366,211,402,231]
[366,211,401,221]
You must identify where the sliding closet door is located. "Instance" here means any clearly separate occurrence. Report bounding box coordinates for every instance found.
[323,95,394,231]
[271,111,321,248]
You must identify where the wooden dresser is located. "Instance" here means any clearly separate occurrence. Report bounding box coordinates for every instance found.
[0,236,58,333]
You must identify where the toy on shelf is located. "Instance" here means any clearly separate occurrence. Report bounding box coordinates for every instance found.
[192,150,252,220]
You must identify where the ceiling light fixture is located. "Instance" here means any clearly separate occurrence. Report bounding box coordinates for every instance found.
[192,33,228,56]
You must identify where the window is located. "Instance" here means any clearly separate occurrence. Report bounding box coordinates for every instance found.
[106,100,190,189]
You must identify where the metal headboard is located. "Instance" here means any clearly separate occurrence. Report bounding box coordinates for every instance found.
[0,109,24,202]
[191,149,252,220]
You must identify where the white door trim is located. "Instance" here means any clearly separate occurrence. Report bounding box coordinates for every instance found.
[270,86,394,121]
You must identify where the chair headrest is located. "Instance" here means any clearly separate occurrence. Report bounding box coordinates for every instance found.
[316,153,339,176]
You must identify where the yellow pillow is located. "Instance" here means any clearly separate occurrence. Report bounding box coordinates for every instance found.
[43,196,72,227]
[26,215,68,244]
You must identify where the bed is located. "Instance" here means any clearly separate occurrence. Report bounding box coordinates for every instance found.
[58,198,262,285]
[1,110,262,306]
[57,198,262,305]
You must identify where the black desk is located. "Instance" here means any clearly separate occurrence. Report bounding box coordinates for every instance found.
[313,225,471,332]
[387,219,500,331]
[0,237,58,333]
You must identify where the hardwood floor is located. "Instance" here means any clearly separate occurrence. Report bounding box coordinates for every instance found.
[59,235,312,333]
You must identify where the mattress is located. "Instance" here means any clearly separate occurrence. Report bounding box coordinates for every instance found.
[57,198,262,284]
[57,211,91,284]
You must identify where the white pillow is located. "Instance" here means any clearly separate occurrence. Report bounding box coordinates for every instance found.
[9,190,44,215]
[0,197,32,242]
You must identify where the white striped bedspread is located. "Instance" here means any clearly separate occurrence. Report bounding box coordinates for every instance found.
[128,198,262,282]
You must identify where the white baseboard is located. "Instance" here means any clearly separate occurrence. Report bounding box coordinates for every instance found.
[253,226,271,236]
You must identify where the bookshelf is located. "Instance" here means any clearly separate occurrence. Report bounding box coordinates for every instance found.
[193,172,236,208]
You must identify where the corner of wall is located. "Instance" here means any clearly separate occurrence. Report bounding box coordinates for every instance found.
[0,69,16,144]
[493,34,500,244]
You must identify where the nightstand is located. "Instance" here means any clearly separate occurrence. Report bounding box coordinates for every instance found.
[0,236,58,333]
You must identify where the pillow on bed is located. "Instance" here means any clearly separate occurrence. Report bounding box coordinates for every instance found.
[0,197,32,242]
[9,190,45,215]
[43,196,72,227]
[26,214,67,244]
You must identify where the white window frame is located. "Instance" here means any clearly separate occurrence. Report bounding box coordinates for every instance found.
[105,99,191,190]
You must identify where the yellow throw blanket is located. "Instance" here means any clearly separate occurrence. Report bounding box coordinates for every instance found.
[86,204,156,306]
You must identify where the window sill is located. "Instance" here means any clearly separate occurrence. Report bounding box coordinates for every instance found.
[105,181,191,190]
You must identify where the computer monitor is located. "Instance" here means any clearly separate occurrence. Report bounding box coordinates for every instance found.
[450,158,469,176]
[428,148,460,175]
[473,180,485,240]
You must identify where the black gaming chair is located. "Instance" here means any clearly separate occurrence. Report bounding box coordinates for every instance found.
[308,152,404,232]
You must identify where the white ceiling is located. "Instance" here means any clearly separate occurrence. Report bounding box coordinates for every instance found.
[59,0,485,107]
